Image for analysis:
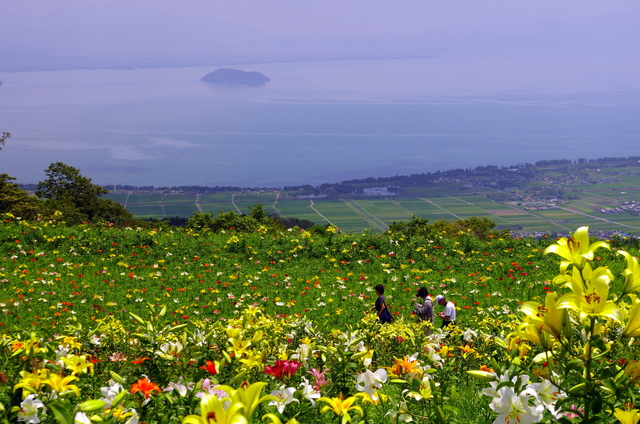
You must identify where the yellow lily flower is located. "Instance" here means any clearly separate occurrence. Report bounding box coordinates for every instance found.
[619,251,640,295]
[226,326,242,339]
[555,266,619,322]
[216,381,275,421]
[544,226,609,270]
[319,396,363,423]
[108,407,137,423]
[60,336,82,351]
[404,376,435,401]
[515,321,552,350]
[43,373,81,397]
[622,296,640,338]
[228,338,251,358]
[624,360,640,384]
[62,355,95,375]
[556,268,622,322]
[13,369,50,398]
[182,393,247,424]
[438,345,453,358]
[355,391,388,405]
[614,407,640,424]
[239,350,266,372]
[553,263,612,293]
[261,414,300,424]
[520,292,569,338]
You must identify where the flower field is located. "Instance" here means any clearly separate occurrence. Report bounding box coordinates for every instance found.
[2,218,640,423]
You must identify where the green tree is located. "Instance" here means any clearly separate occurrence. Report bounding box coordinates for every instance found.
[186,204,287,233]
[0,174,42,219]
[36,162,108,204]
[35,162,132,225]
[186,212,216,231]
[388,215,431,237]
[454,216,509,240]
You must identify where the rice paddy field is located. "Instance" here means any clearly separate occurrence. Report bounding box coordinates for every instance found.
[104,169,640,236]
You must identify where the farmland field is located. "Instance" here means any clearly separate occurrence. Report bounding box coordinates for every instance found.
[106,162,640,235]
[101,191,640,235]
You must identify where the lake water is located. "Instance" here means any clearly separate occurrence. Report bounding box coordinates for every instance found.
[1,47,639,187]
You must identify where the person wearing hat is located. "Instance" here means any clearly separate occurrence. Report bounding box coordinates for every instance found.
[413,287,434,334]
[435,294,456,328]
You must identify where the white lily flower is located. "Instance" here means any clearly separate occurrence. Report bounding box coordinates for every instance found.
[489,386,544,424]
[292,342,313,363]
[463,328,478,341]
[54,345,70,361]
[163,377,194,397]
[156,340,183,356]
[299,377,321,406]
[18,394,46,423]
[100,380,124,408]
[480,371,522,399]
[269,385,299,413]
[525,380,566,419]
[73,412,91,424]
[124,408,140,424]
[356,369,388,401]
[424,347,443,365]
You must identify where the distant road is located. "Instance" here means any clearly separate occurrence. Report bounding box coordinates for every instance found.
[230,194,242,214]
[419,198,462,220]
[271,191,286,218]
[195,193,204,213]
[340,199,387,231]
[309,200,335,227]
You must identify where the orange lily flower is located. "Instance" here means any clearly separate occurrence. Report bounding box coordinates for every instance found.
[130,377,161,399]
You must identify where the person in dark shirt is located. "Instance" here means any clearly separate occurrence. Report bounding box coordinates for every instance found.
[371,284,392,324]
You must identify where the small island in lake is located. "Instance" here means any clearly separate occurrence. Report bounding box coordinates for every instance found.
[200,68,270,86]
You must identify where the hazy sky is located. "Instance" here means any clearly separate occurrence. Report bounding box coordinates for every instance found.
[3,0,639,35]
[2,0,639,56]
[1,1,639,188]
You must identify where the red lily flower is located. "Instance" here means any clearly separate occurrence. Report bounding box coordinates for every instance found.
[199,360,217,375]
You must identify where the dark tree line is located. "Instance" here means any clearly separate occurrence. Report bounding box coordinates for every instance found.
[2,162,135,225]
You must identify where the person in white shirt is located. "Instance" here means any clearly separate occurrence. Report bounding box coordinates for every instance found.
[435,294,456,328]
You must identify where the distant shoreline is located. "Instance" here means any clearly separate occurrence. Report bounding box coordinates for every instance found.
[0,52,435,74]
[17,156,640,193]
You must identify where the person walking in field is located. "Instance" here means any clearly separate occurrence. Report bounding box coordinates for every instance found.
[371,284,393,324]
[413,287,434,333]
[435,294,456,328]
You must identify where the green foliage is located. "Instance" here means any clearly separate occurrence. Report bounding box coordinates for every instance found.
[388,215,510,241]
[2,220,640,422]
[469,226,640,423]
[186,204,287,233]
[35,162,133,225]
[0,173,42,219]
[388,215,431,237]
[36,162,107,202]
